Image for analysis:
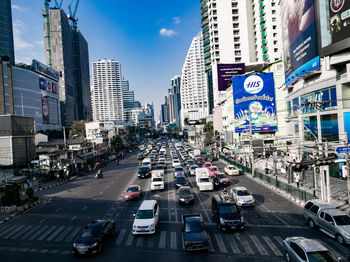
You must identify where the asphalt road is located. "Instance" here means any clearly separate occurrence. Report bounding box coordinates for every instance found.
[0,150,349,262]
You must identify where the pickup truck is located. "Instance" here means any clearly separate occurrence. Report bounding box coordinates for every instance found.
[304,200,350,244]
[182,214,209,252]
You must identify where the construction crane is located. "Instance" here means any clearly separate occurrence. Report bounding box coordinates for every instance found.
[68,0,79,30]
[43,0,52,67]
[54,0,63,9]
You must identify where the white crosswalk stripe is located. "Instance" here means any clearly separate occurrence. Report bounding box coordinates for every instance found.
[0,225,18,238]
[136,236,144,247]
[11,225,34,240]
[273,236,284,248]
[115,228,127,246]
[170,231,177,249]
[65,226,81,242]
[28,226,49,241]
[235,233,255,254]
[55,226,72,242]
[262,236,283,256]
[250,235,269,256]
[20,225,40,240]
[125,231,134,246]
[37,226,57,241]
[3,225,26,240]
[147,235,155,248]
[158,231,166,249]
[214,234,227,253]
[47,225,65,241]
[227,234,241,254]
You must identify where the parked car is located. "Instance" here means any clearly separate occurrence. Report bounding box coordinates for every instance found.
[224,165,240,176]
[212,194,244,231]
[178,186,194,205]
[125,185,142,201]
[182,214,209,252]
[230,187,255,207]
[72,220,116,256]
[174,166,185,177]
[175,175,188,189]
[283,236,339,262]
[189,165,198,176]
[303,200,350,244]
[137,166,151,179]
[133,200,159,235]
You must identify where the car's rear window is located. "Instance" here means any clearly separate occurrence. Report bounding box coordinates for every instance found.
[334,215,350,225]
[304,202,314,210]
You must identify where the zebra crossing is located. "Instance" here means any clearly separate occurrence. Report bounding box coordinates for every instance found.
[0,222,286,257]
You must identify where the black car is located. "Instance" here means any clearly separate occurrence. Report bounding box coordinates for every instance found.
[137,166,151,178]
[178,186,194,205]
[137,153,144,160]
[196,157,204,166]
[72,220,116,256]
[182,214,209,252]
[186,160,195,167]
[212,195,244,231]
[175,175,188,189]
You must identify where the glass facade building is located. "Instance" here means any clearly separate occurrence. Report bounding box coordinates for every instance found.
[0,0,14,64]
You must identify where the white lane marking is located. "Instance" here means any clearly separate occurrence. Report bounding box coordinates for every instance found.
[20,225,40,240]
[214,234,228,253]
[228,234,241,254]
[66,226,82,242]
[37,226,57,241]
[50,250,60,254]
[28,248,39,253]
[46,225,65,241]
[0,225,18,237]
[11,225,34,240]
[82,206,87,211]
[147,235,155,248]
[55,226,73,242]
[255,199,289,226]
[250,235,269,255]
[3,225,26,239]
[60,250,71,255]
[125,231,134,246]
[115,228,126,246]
[55,208,61,212]
[273,236,284,248]
[208,234,215,252]
[170,231,177,249]
[262,236,283,256]
[70,216,77,221]
[235,234,254,254]
[158,231,166,249]
[39,249,49,253]
[136,236,144,247]
[29,225,49,241]
[39,218,46,224]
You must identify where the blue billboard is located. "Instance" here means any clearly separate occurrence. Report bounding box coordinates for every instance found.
[233,73,277,133]
[281,0,320,87]
[39,77,46,90]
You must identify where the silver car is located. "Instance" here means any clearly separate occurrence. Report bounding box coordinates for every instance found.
[230,187,255,207]
[283,237,339,262]
[174,166,185,177]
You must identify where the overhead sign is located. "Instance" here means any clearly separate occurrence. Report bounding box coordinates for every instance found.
[336,146,350,154]
[217,63,245,91]
[233,72,277,133]
[281,0,320,87]
[31,59,59,81]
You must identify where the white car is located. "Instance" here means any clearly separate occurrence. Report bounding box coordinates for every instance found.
[230,187,255,207]
[224,165,240,176]
[151,176,164,191]
[133,200,159,235]
[189,165,198,176]
[172,159,181,168]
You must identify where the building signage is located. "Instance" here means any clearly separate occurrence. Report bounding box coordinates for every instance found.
[233,72,277,133]
[39,77,58,95]
[336,146,350,154]
[52,83,57,94]
[317,0,350,56]
[281,0,320,87]
[217,63,245,91]
[31,59,59,81]
[42,96,49,124]
[39,77,46,90]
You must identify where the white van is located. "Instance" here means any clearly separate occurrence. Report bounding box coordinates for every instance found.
[142,158,152,168]
[133,200,159,235]
[196,168,213,191]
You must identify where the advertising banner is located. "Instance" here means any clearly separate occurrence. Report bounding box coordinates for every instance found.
[281,0,320,87]
[317,0,350,56]
[42,96,49,124]
[39,77,46,90]
[46,81,52,92]
[233,73,277,133]
[217,63,245,91]
[52,82,57,94]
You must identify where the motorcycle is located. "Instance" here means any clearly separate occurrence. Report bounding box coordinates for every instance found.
[95,172,103,179]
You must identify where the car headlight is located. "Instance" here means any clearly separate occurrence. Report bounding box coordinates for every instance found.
[149,224,155,229]
[73,243,77,248]
[219,218,225,225]
[179,198,185,201]
[240,217,244,223]
[90,242,98,248]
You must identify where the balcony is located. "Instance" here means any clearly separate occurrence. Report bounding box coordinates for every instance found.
[203,39,210,46]
[203,32,210,40]
[260,17,265,23]
[262,46,268,53]
[261,24,266,31]
[202,18,209,27]
[205,52,211,59]
[201,13,208,21]
[204,46,211,53]
[259,2,264,9]
[263,53,269,60]
[261,39,267,46]
[261,31,266,38]
[202,25,209,33]
[201,5,208,15]
[260,9,265,16]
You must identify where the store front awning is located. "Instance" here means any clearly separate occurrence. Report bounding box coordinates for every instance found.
[78,152,95,160]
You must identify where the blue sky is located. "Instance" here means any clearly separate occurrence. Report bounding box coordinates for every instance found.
[11,0,201,120]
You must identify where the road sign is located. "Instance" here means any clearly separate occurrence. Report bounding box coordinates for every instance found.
[336,147,350,154]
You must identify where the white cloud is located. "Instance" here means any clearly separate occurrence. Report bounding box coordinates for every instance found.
[173,17,181,25]
[11,5,22,10]
[159,28,177,37]
[13,20,34,50]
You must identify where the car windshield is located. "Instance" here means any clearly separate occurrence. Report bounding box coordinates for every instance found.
[185,222,204,233]
[237,190,249,196]
[175,167,183,172]
[176,177,186,183]
[142,162,150,166]
[190,166,197,170]
[307,251,338,262]
[333,215,350,225]
[219,205,238,214]
[136,209,153,219]
[200,178,210,183]
[139,167,148,172]
[210,167,218,171]
[179,189,191,195]
[217,174,225,179]
[155,166,163,170]
[228,166,235,170]
[153,178,163,182]
[127,187,138,192]
[81,227,99,238]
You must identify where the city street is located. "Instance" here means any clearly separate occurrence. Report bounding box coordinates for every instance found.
[0,152,349,262]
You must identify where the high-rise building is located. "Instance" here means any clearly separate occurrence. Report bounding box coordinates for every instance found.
[91,59,124,122]
[43,8,91,125]
[0,0,14,64]
[122,79,135,109]
[161,96,169,125]
[168,75,181,128]
[200,0,282,108]
[180,32,208,127]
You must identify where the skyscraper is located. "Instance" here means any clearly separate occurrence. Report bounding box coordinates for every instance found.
[0,0,14,64]
[168,75,181,128]
[180,32,208,126]
[43,8,91,125]
[122,79,141,122]
[91,59,124,121]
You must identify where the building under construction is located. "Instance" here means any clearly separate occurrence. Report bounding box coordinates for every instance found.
[42,0,91,125]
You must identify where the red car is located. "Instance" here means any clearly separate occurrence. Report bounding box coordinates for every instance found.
[215,172,230,186]
[208,166,220,177]
[203,162,212,169]
[124,185,142,201]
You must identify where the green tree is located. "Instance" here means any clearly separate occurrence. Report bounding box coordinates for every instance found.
[204,121,214,146]
[69,120,87,139]
[111,135,123,151]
